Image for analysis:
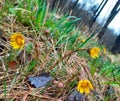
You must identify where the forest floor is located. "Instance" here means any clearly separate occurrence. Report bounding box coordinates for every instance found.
[0,1,120,101]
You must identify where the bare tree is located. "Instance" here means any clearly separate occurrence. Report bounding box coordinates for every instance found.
[68,0,79,15]
[89,0,108,27]
[111,33,120,54]
[97,0,120,40]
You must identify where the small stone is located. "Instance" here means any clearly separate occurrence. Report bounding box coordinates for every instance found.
[58,82,64,88]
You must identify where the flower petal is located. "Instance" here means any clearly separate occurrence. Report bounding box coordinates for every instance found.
[85,87,90,94]
[79,87,84,94]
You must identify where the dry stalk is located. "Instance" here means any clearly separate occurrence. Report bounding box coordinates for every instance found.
[49,48,87,70]
[26,38,40,59]
[41,46,54,68]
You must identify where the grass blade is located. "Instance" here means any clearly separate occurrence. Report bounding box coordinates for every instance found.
[36,0,46,29]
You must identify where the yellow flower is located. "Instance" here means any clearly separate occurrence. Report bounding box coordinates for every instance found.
[81,39,85,43]
[88,47,100,58]
[77,80,93,94]
[10,33,25,49]
[103,48,107,54]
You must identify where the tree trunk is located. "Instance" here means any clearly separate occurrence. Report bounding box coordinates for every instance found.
[97,0,120,40]
[69,0,79,15]
[89,0,108,27]
[111,34,120,54]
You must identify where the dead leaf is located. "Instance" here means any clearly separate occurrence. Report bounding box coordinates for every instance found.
[67,90,85,101]
[8,61,17,69]
[28,73,52,88]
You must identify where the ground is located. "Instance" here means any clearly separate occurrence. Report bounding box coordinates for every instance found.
[0,0,120,101]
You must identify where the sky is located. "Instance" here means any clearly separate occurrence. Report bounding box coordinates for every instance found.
[78,0,120,35]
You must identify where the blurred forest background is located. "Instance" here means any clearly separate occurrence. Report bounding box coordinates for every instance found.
[48,0,120,54]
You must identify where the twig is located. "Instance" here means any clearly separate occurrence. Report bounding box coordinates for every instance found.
[49,48,87,70]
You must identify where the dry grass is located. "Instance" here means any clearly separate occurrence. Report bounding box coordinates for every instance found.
[0,1,120,101]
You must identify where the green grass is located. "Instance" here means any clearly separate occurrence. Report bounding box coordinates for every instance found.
[0,0,120,100]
